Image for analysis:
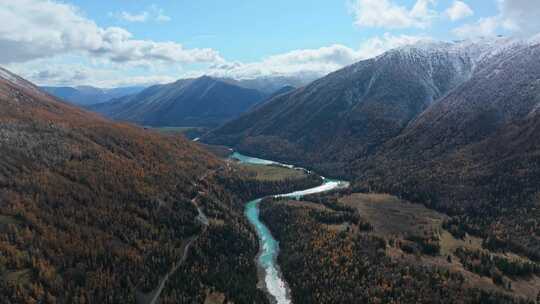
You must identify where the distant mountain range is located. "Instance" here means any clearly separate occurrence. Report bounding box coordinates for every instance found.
[89,76,295,128]
[41,85,146,106]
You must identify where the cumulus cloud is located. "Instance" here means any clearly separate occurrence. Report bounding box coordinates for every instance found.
[31,68,91,84]
[453,17,499,38]
[1,0,437,87]
[206,34,432,79]
[8,60,178,88]
[204,44,358,79]
[498,0,540,35]
[7,30,431,87]
[349,0,438,29]
[0,0,220,64]
[445,1,474,21]
[453,0,540,38]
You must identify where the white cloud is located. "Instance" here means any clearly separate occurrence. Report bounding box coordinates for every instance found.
[349,0,438,29]
[118,11,149,23]
[206,34,432,79]
[7,59,178,88]
[0,0,218,64]
[151,5,172,23]
[453,0,540,38]
[445,1,474,21]
[7,32,432,87]
[453,17,499,38]
[1,0,436,87]
[205,44,359,79]
[111,5,171,23]
[498,0,540,36]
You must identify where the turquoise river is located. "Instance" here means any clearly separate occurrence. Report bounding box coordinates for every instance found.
[230,152,349,304]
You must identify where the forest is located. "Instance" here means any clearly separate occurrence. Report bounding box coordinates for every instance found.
[260,191,538,304]
[0,79,273,303]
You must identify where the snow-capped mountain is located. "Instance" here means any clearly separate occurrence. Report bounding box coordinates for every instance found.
[203,38,540,176]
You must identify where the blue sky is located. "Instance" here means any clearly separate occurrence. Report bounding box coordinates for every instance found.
[2,0,538,87]
[69,0,497,61]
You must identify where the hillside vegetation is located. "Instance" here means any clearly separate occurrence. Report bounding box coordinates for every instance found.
[0,69,268,304]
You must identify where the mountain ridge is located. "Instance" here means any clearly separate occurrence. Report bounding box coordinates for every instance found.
[203,39,507,174]
[41,85,146,106]
[90,75,267,127]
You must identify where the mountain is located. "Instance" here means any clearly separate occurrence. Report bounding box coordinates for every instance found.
[352,41,540,260]
[220,75,314,94]
[0,67,268,303]
[355,40,540,197]
[204,40,502,175]
[41,85,145,106]
[89,76,267,127]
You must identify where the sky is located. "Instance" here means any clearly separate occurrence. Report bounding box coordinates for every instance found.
[1,0,539,88]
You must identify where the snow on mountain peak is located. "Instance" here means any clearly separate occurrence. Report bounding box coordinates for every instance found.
[379,36,535,74]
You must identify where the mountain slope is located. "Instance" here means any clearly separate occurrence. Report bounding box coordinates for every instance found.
[204,41,490,175]
[266,85,296,100]
[42,85,145,106]
[356,42,540,201]
[0,67,267,303]
[90,76,266,127]
[352,43,540,260]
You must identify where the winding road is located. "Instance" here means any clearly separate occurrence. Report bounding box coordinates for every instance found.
[135,178,211,304]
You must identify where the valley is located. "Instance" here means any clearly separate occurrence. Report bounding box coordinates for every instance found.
[203,39,540,289]
[197,147,540,303]
[2,6,540,301]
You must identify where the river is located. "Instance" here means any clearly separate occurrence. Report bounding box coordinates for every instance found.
[230,152,349,304]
